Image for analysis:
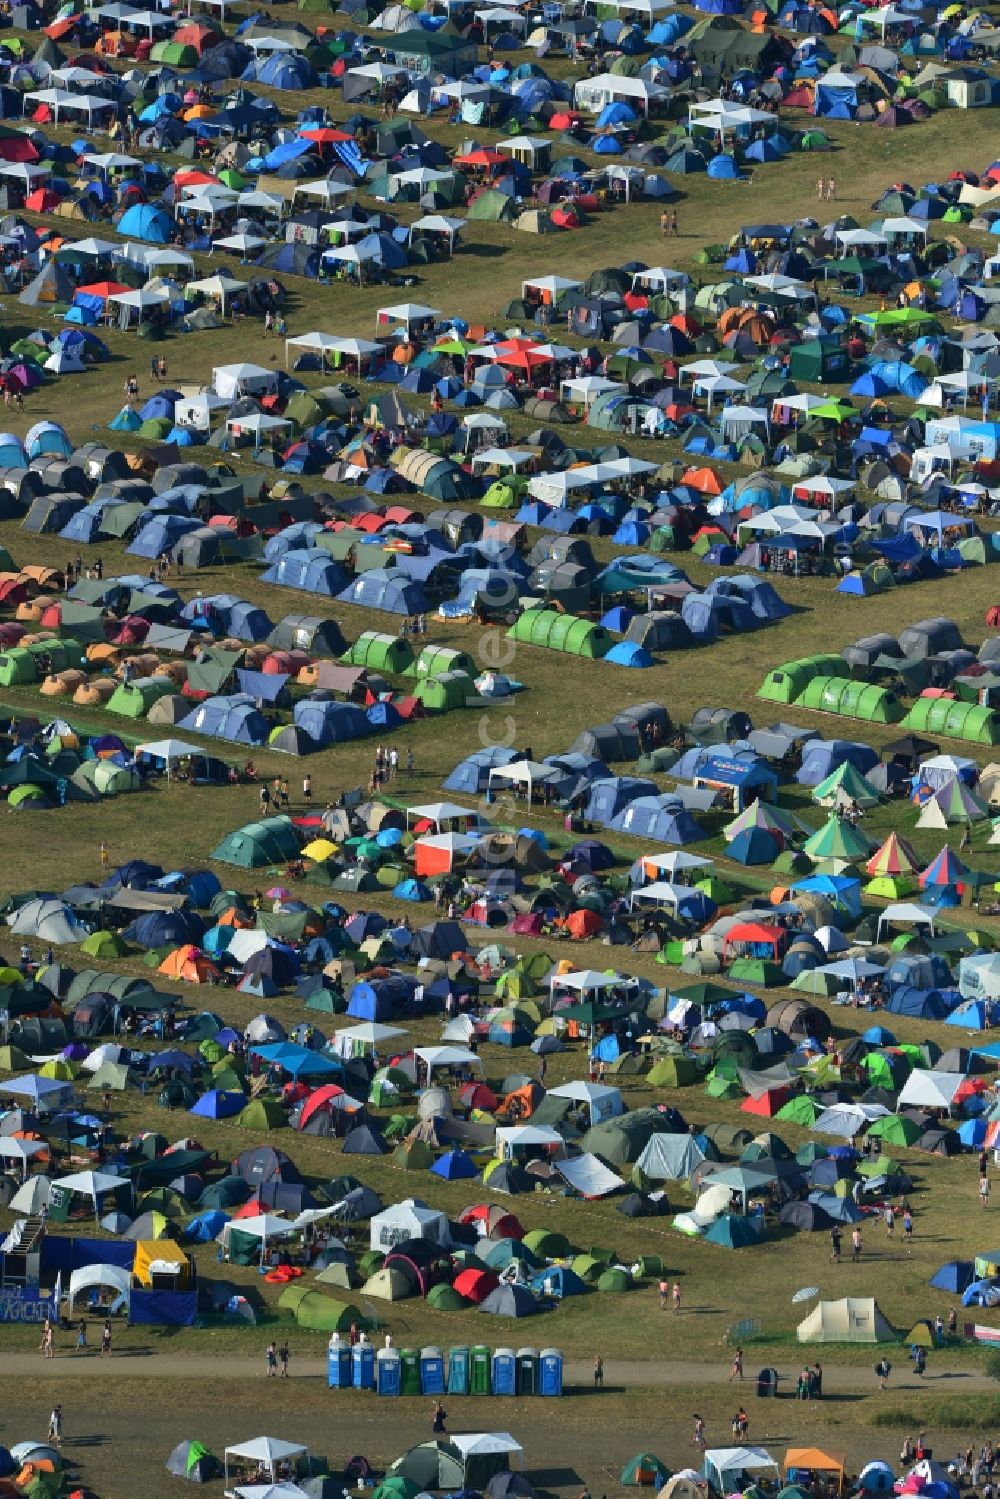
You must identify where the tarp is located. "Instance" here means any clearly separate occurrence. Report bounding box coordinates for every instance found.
[554,1153,624,1197]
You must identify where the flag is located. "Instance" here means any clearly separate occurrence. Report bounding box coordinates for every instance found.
[53,1271,62,1308]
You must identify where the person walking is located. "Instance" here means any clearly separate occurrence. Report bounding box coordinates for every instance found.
[981,1175,991,1210]
[278,1341,290,1378]
[692,1415,706,1452]
[658,1277,669,1310]
[432,1401,447,1433]
[672,1281,682,1314]
[266,1340,278,1377]
[830,1226,842,1262]
[876,1357,892,1392]
[851,1227,862,1262]
[302,774,312,805]
[47,1405,62,1448]
[903,1207,913,1244]
[593,1355,604,1389]
[101,1321,112,1357]
[729,1347,743,1382]
[41,1318,54,1358]
[100,840,109,871]
[76,1318,87,1354]
[884,1204,895,1238]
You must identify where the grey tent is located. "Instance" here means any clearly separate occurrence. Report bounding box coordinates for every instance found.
[635,1132,707,1180]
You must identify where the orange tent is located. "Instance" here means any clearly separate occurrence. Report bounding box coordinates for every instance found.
[561,909,603,940]
[682,466,723,495]
[158,945,220,983]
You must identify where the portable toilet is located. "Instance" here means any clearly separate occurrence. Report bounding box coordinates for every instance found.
[421,1345,446,1395]
[400,1347,421,1396]
[327,1343,351,1388]
[492,1347,516,1395]
[377,1347,401,1396]
[515,1347,538,1395]
[448,1346,470,1395]
[352,1341,375,1390]
[470,1344,491,1394]
[539,1348,563,1397]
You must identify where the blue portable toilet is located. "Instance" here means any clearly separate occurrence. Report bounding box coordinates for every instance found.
[539,1348,563,1397]
[448,1347,470,1395]
[492,1347,516,1395]
[515,1347,538,1395]
[377,1348,401,1395]
[327,1343,351,1388]
[421,1345,446,1395]
[352,1342,375,1390]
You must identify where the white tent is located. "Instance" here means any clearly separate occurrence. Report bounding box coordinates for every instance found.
[51,1169,131,1218]
[0,1137,48,1180]
[224,1438,310,1498]
[548,1081,622,1122]
[67,1263,131,1315]
[370,1198,449,1252]
[797,1297,895,1343]
[450,1434,524,1475]
[554,1153,624,1197]
[897,1069,965,1109]
[704,1450,779,1494]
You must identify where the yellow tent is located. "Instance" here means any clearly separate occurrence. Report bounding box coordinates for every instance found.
[133,1239,193,1288]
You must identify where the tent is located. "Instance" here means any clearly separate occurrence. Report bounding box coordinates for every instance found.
[796,1297,894,1342]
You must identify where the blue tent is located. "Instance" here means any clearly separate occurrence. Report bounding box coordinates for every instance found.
[293,699,371,747]
[117,203,172,243]
[337,570,428,615]
[183,1208,232,1241]
[728,827,780,865]
[177,695,269,745]
[190,1090,246,1120]
[605,641,653,668]
[393,878,432,902]
[431,1149,479,1181]
[347,975,417,1020]
[260,548,347,596]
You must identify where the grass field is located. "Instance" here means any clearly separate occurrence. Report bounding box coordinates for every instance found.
[3,9,1000,1495]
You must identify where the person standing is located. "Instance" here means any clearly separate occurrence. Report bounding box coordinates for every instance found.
[432,1401,447,1433]
[981,1175,991,1210]
[302,774,312,805]
[278,1341,290,1378]
[47,1405,62,1447]
[266,1340,278,1377]
[672,1281,682,1314]
[658,1277,669,1310]
[692,1415,706,1451]
[76,1319,87,1353]
[593,1355,603,1389]
[876,1357,892,1392]
[884,1204,895,1238]
[101,1320,112,1357]
[830,1226,842,1263]
[851,1227,862,1262]
[41,1318,54,1358]
[729,1347,743,1382]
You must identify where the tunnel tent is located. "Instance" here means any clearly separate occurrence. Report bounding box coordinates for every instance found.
[409,644,477,680]
[342,631,415,675]
[758,655,850,704]
[507,609,611,659]
[795,676,905,724]
[211,816,302,868]
[900,696,1000,746]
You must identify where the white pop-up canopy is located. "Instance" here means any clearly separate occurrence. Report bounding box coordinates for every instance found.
[224,1438,310,1498]
[67,1263,131,1315]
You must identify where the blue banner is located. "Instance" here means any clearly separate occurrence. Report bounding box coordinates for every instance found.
[0,1287,57,1323]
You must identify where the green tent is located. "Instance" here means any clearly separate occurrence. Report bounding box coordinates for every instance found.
[466,189,516,222]
[728,958,785,986]
[341,631,414,674]
[81,930,129,959]
[775,1095,820,1126]
[597,1266,632,1292]
[278,1285,361,1331]
[796,675,905,724]
[0,648,37,686]
[647,1056,698,1088]
[185,649,243,697]
[507,608,610,659]
[758,654,848,704]
[621,1456,672,1487]
[212,816,302,868]
[802,817,875,862]
[237,1099,287,1131]
[811,761,880,806]
[410,645,476,680]
[900,695,1000,746]
[412,671,474,712]
[391,1139,434,1170]
[106,678,175,718]
[866,1113,920,1146]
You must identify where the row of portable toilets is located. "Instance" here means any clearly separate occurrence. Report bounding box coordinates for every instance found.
[328,1345,563,1397]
